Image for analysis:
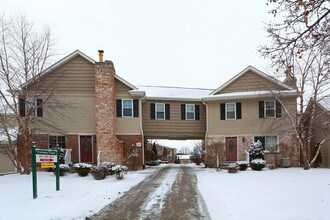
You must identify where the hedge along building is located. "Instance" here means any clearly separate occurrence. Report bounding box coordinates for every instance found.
[17,50,300,169]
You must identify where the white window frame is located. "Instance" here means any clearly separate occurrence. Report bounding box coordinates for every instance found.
[155,103,165,120]
[186,104,195,120]
[49,135,66,149]
[254,135,278,151]
[225,103,236,120]
[122,99,133,117]
[264,100,275,118]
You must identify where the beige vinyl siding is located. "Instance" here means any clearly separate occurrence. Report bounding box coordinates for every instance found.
[38,55,95,95]
[207,97,296,136]
[217,70,285,94]
[37,94,96,134]
[311,105,330,168]
[142,100,206,139]
[115,79,133,99]
[0,152,16,173]
[115,79,142,134]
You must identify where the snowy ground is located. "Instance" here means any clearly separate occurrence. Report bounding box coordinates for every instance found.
[1,165,330,220]
[195,166,330,220]
[0,168,158,220]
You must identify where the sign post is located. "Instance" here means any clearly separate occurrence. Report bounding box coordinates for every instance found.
[56,145,60,191]
[31,142,60,199]
[32,142,37,199]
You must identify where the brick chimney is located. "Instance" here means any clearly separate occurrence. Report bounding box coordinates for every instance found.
[95,51,123,164]
[283,66,297,89]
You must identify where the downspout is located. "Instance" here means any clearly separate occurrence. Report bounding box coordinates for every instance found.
[202,98,209,138]
[140,93,146,169]
[202,98,208,158]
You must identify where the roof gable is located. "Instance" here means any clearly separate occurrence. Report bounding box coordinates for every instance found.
[31,50,136,90]
[211,66,292,95]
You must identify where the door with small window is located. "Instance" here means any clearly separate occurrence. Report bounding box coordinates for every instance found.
[226,137,237,162]
[79,135,93,163]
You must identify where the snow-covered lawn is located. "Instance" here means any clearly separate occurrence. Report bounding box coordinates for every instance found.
[1,165,330,220]
[0,168,158,220]
[195,166,330,220]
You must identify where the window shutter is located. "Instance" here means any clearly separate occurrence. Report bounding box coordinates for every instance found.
[116,99,122,117]
[165,104,170,120]
[37,99,43,117]
[150,103,155,119]
[19,99,26,117]
[195,105,200,120]
[133,99,139,117]
[276,101,282,118]
[236,102,241,119]
[220,103,225,120]
[259,101,264,118]
[181,104,186,120]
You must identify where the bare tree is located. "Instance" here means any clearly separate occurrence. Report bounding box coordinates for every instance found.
[0,14,55,174]
[190,141,205,165]
[260,1,330,169]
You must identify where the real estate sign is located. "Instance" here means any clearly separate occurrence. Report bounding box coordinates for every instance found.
[35,149,57,163]
[32,143,60,199]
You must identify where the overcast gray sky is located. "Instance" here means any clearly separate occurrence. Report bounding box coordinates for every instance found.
[3,0,273,90]
[3,0,274,150]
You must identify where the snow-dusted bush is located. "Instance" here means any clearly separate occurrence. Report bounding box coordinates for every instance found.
[248,140,265,161]
[90,165,108,180]
[101,161,117,175]
[236,161,248,171]
[73,163,92,169]
[53,164,70,176]
[250,159,266,171]
[111,165,125,180]
[73,163,92,176]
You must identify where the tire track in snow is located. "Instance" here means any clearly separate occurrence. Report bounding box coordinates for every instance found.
[139,167,178,219]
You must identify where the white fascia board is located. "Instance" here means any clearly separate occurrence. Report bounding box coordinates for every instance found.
[129,90,146,97]
[203,90,299,102]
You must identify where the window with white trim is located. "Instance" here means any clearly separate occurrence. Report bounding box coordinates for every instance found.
[186,104,195,120]
[49,135,66,148]
[155,103,165,120]
[265,100,275,118]
[226,103,236,120]
[254,136,278,151]
[122,99,133,117]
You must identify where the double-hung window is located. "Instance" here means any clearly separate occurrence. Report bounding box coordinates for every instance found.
[220,102,241,120]
[226,103,236,120]
[254,136,278,151]
[265,100,275,118]
[122,99,133,117]
[186,104,195,120]
[156,103,165,120]
[19,98,43,117]
[259,100,281,118]
[49,135,66,148]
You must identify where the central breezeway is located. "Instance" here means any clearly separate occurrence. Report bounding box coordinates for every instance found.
[90,165,210,220]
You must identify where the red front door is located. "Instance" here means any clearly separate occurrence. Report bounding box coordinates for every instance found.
[80,135,93,163]
[226,137,237,162]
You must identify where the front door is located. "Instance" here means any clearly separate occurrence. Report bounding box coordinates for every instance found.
[226,137,237,162]
[80,135,93,163]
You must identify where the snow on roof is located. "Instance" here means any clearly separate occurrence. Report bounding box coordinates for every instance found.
[203,90,298,101]
[318,96,330,111]
[137,85,214,101]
